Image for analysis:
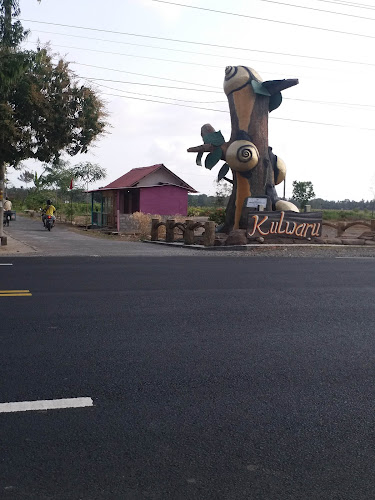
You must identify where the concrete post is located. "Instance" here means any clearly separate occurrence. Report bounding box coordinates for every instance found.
[151,219,160,241]
[184,220,195,245]
[165,219,176,242]
[204,221,215,246]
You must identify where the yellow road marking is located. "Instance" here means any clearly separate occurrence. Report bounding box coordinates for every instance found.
[0,293,32,297]
[0,290,32,297]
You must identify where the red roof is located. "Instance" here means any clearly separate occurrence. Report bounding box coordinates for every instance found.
[99,164,196,192]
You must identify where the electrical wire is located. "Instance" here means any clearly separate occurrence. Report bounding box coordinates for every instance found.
[83,77,222,93]
[256,0,375,21]
[91,81,226,104]
[98,91,375,130]
[23,21,375,69]
[90,78,375,110]
[30,39,375,91]
[313,0,375,11]
[21,15,375,46]
[30,39,369,76]
[70,62,219,89]
[30,42,224,70]
[151,0,375,40]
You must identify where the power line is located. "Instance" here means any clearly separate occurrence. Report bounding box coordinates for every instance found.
[284,97,375,109]
[313,0,375,11]
[31,40,375,90]
[90,77,375,110]
[24,20,375,69]
[30,37,370,76]
[91,81,226,104]
[256,0,375,21]
[83,77,222,93]
[271,116,375,130]
[30,29,340,72]
[38,43,360,80]
[151,0,375,40]
[98,91,375,130]
[71,63,219,88]
[30,42,224,70]
[100,91,227,112]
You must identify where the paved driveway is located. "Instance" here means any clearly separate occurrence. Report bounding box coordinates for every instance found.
[2,215,201,257]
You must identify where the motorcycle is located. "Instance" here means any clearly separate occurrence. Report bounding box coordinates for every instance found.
[44,214,55,231]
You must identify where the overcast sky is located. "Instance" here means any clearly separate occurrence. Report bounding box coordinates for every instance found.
[8,0,375,201]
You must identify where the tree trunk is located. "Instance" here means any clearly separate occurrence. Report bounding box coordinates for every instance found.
[225,90,274,229]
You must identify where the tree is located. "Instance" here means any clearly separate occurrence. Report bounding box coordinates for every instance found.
[214,179,232,207]
[17,169,34,189]
[71,162,106,188]
[0,0,107,241]
[71,162,106,228]
[292,181,316,211]
[40,159,73,192]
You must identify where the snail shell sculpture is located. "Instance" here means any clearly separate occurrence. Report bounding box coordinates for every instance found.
[225,140,259,172]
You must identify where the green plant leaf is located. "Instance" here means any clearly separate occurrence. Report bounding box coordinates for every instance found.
[202,131,225,146]
[217,163,229,181]
[196,151,203,166]
[205,147,222,170]
[269,92,282,112]
[251,80,271,96]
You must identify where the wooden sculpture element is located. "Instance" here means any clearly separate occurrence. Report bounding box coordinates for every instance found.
[188,65,300,231]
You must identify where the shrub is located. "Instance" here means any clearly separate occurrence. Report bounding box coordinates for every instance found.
[207,207,226,225]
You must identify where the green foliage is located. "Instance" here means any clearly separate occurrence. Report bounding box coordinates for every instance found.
[23,191,47,210]
[40,158,74,192]
[217,163,229,182]
[0,49,107,169]
[64,203,76,220]
[17,169,34,186]
[0,0,107,171]
[0,0,28,48]
[188,191,230,208]
[208,207,226,224]
[202,131,225,146]
[205,147,223,170]
[187,206,226,224]
[292,181,315,210]
[195,130,226,171]
[72,162,107,185]
[322,209,373,221]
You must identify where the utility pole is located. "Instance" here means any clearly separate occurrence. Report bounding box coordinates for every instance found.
[0,0,12,245]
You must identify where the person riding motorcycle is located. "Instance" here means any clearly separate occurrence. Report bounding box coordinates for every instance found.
[42,200,56,227]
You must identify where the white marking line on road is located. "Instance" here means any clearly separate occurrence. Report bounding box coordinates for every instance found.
[0,263,13,266]
[336,257,375,259]
[0,397,93,413]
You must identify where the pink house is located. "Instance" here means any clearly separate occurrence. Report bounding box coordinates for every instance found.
[91,164,197,230]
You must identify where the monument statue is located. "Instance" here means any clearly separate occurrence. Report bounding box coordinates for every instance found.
[188,65,300,232]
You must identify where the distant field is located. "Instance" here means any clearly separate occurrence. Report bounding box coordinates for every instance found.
[321,209,374,221]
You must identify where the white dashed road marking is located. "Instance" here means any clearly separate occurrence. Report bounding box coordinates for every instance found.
[0,397,93,413]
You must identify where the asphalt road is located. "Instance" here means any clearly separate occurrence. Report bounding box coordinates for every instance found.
[1,256,375,499]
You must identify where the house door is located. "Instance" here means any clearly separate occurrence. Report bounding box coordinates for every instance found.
[123,189,140,213]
